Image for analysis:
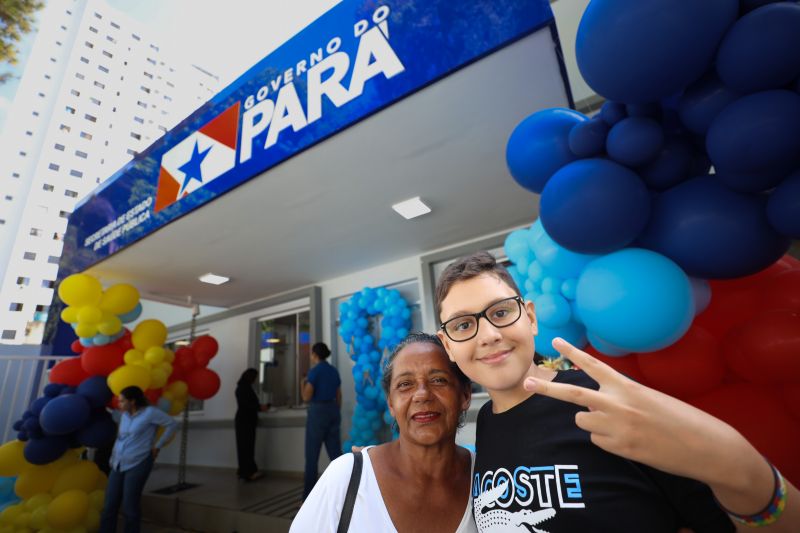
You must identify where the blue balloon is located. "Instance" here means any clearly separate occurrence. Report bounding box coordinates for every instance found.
[678,74,740,135]
[30,396,51,417]
[534,293,572,328]
[568,116,608,157]
[39,394,91,436]
[715,165,791,193]
[527,261,545,282]
[506,108,587,194]
[707,90,800,175]
[76,375,112,410]
[576,248,693,352]
[716,3,800,94]
[767,170,800,238]
[606,117,664,167]
[43,384,64,398]
[639,138,695,191]
[536,321,587,358]
[576,0,738,103]
[93,334,111,346]
[77,413,117,448]
[561,279,578,301]
[539,277,562,295]
[23,436,69,465]
[599,101,627,126]
[532,229,598,279]
[540,159,651,254]
[79,337,94,347]
[118,302,142,324]
[638,176,790,278]
[587,331,630,357]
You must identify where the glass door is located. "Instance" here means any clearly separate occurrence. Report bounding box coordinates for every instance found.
[257,310,310,407]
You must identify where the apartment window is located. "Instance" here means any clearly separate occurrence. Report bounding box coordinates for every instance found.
[48,163,59,171]
[136,101,147,108]
[32,111,40,116]
[85,114,97,122]
[9,303,23,312]
[85,41,94,48]
[89,26,98,33]
[102,50,112,58]
[110,22,120,29]
[106,35,116,43]
[143,71,153,79]
[44,74,51,79]
[146,58,156,65]
[64,189,78,198]
[50,57,57,62]
[19,151,26,157]
[59,124,70,132]
[65,106,75,114]
[75,72,85,80]
[80,56,89,64]
[0,219,4,224]
[166,81,174,88]
[126,148,136,156]
[2,331,16,340]
[163,95,172,102]
[54,143,65,151]
[12,172,19,178]
[59,210,70,219]
[42,280,55,288]
[66,9,71,14]
[23,251,36,259]
[132,33,140,41]
[37,92,45,98]
[25,130,32,136]
[47,255,60,264]
[89,97,100,106]
[94,12,102,19]
[94,80,105,89]
[130,132,141,140]
[16,277,29,285]
[55,41,62,46]
[43,183,54,191]
[4,195,11,201]
[70,169,83,178]
[140,85,150,93]
[75,150,88,159]
[98,65,109,73]
[133,116,144,124]
[70,89,80,96]
[149,44,159,51]
[80,131,92,140]
[60,25,66,31]
[36,305,49,312]
[29,227,41,236]
[158,125,167,133]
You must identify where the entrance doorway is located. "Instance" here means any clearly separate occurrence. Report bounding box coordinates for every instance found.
[257,310,310,407]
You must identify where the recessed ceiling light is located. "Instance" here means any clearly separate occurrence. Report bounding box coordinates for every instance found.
[198,273,230,285]
[392,197,431,220]
[267,338,281,344]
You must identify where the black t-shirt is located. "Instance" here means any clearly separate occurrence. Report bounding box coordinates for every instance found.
[473,370,734,532]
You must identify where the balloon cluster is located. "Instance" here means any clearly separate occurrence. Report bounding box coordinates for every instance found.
[172,336,221,403]
[505,0,800,483]
[337,287,412,449]
[0,444,106,533]
[58,274,142,348]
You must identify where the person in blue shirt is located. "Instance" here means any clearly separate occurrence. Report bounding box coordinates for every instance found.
[100,386,178,533]
[301,342,342,499]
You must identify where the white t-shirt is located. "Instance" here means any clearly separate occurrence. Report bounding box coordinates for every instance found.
[290,446,478,533]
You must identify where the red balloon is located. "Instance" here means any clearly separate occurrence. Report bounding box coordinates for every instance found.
[174,347,198,374]
[49,357,88,386]
[780,385,800,424]
[192,335,219,361]
[81,343,125,377]
[694,281,759,340]
[636,326,724,400]
[723,310,800,385]
[108,396,120,410]
[584,346,647,384]
[145,388,162,404]
[70,340,84,354]
[186,368,220,400]
[690,384,800,486]
[761,269,800,312]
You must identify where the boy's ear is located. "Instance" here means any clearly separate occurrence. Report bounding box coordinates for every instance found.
[524,299,538,336]
[436,329,457,362]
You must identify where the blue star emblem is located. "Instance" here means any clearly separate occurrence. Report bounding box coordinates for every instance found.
[178,140,212,192]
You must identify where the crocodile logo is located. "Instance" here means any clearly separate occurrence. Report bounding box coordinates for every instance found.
[474,481,557,532]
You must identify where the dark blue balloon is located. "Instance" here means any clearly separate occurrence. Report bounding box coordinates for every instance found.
[716,3,800,93]
[715,164,793,193]
[638,176,790,278]
[678,74,740,135]
[30,396,51,417]
[606,117,664,167]
[506,108,587,194]
[625,102,661,119]
[39,394,91,436]
[576,0,738,103]
[640,138,694,191]
[600,101,627,126]
[17,431,28,441]
[43,383,64,398]
[767,170,800,238]
[23,436,69,465]
[59,386,77,396]
[12,420,23,431]
[707,90,800,174]
[77,413,117,448]
[689,153,712,176]
[77,375,113,409]
[740,0,785,13]
[568,117,608,157]
[540,158,651,254]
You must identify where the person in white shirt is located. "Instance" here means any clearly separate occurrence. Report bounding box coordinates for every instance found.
[291,333,477,533]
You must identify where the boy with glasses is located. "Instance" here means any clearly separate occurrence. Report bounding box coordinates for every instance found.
[435,251,797,532]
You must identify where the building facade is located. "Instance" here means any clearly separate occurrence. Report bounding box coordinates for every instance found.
[0,0,218,345]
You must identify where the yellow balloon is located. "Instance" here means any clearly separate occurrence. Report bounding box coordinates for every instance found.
[13,511,31,528]
[24,493,52,511]
[76,306,102,324]
[168,399,186,416]
[15,462,61,499]
[0,525,12,533]
[87,490,104,511]
[94,475,107,491]
[161,391,174,401]
[163,349,175,363]
[166,381,188,398]
[131,320,167,350]
[107,365,151,395]
[158,362,173,377]
[46,490,89,530]
[52,462,100,496]
[123,349,144,365]
[131,360,151,371]
[98,284,139,315]
[57,274,102,307]
[29,507,48,531]
[84,508,100,532]
[60,306,79,324]
[0,505,22,525]
[74,322,98,339]
[150,369,167,389]
[144,346,165,366]
[0,440,28,477]
[96,315,122,336]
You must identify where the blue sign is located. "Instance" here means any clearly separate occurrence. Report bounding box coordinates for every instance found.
[60,0,554,273]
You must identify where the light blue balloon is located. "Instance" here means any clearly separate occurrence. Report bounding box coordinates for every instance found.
[540,276,563,295]
[533,229,599,279]
[524,279,534,293]
[79,337,94,347]
[93,334,111,346]
[527,219,546,249]
[561,278,578,300]
[534,293,572,328]
[504,229,530,264]
[570,300,583,325]
[118,302,143,324]
[587,331,630,357]
[689,277,711,316]
[576,248,693,352]
[527,260,545,282]
[524,292,537,303]
[536,321,587,358]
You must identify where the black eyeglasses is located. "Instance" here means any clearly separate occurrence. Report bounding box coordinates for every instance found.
[439,296,524,342]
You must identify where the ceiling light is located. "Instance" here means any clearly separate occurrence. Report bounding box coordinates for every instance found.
[392,196,431,220]
[198,273,230,285]
[267,338,281,344]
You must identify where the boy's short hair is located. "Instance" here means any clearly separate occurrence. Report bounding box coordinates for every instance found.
[434,251,522,320]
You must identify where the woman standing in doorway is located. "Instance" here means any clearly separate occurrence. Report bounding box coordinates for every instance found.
[301,342,342,499]
[235,368,270,481]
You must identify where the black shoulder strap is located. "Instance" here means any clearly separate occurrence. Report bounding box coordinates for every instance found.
[337,451,363,533]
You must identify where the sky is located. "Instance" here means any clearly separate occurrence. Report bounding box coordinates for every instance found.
[0,0,341,130]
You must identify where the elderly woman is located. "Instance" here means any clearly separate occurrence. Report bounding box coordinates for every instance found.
[291,333,476,532]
